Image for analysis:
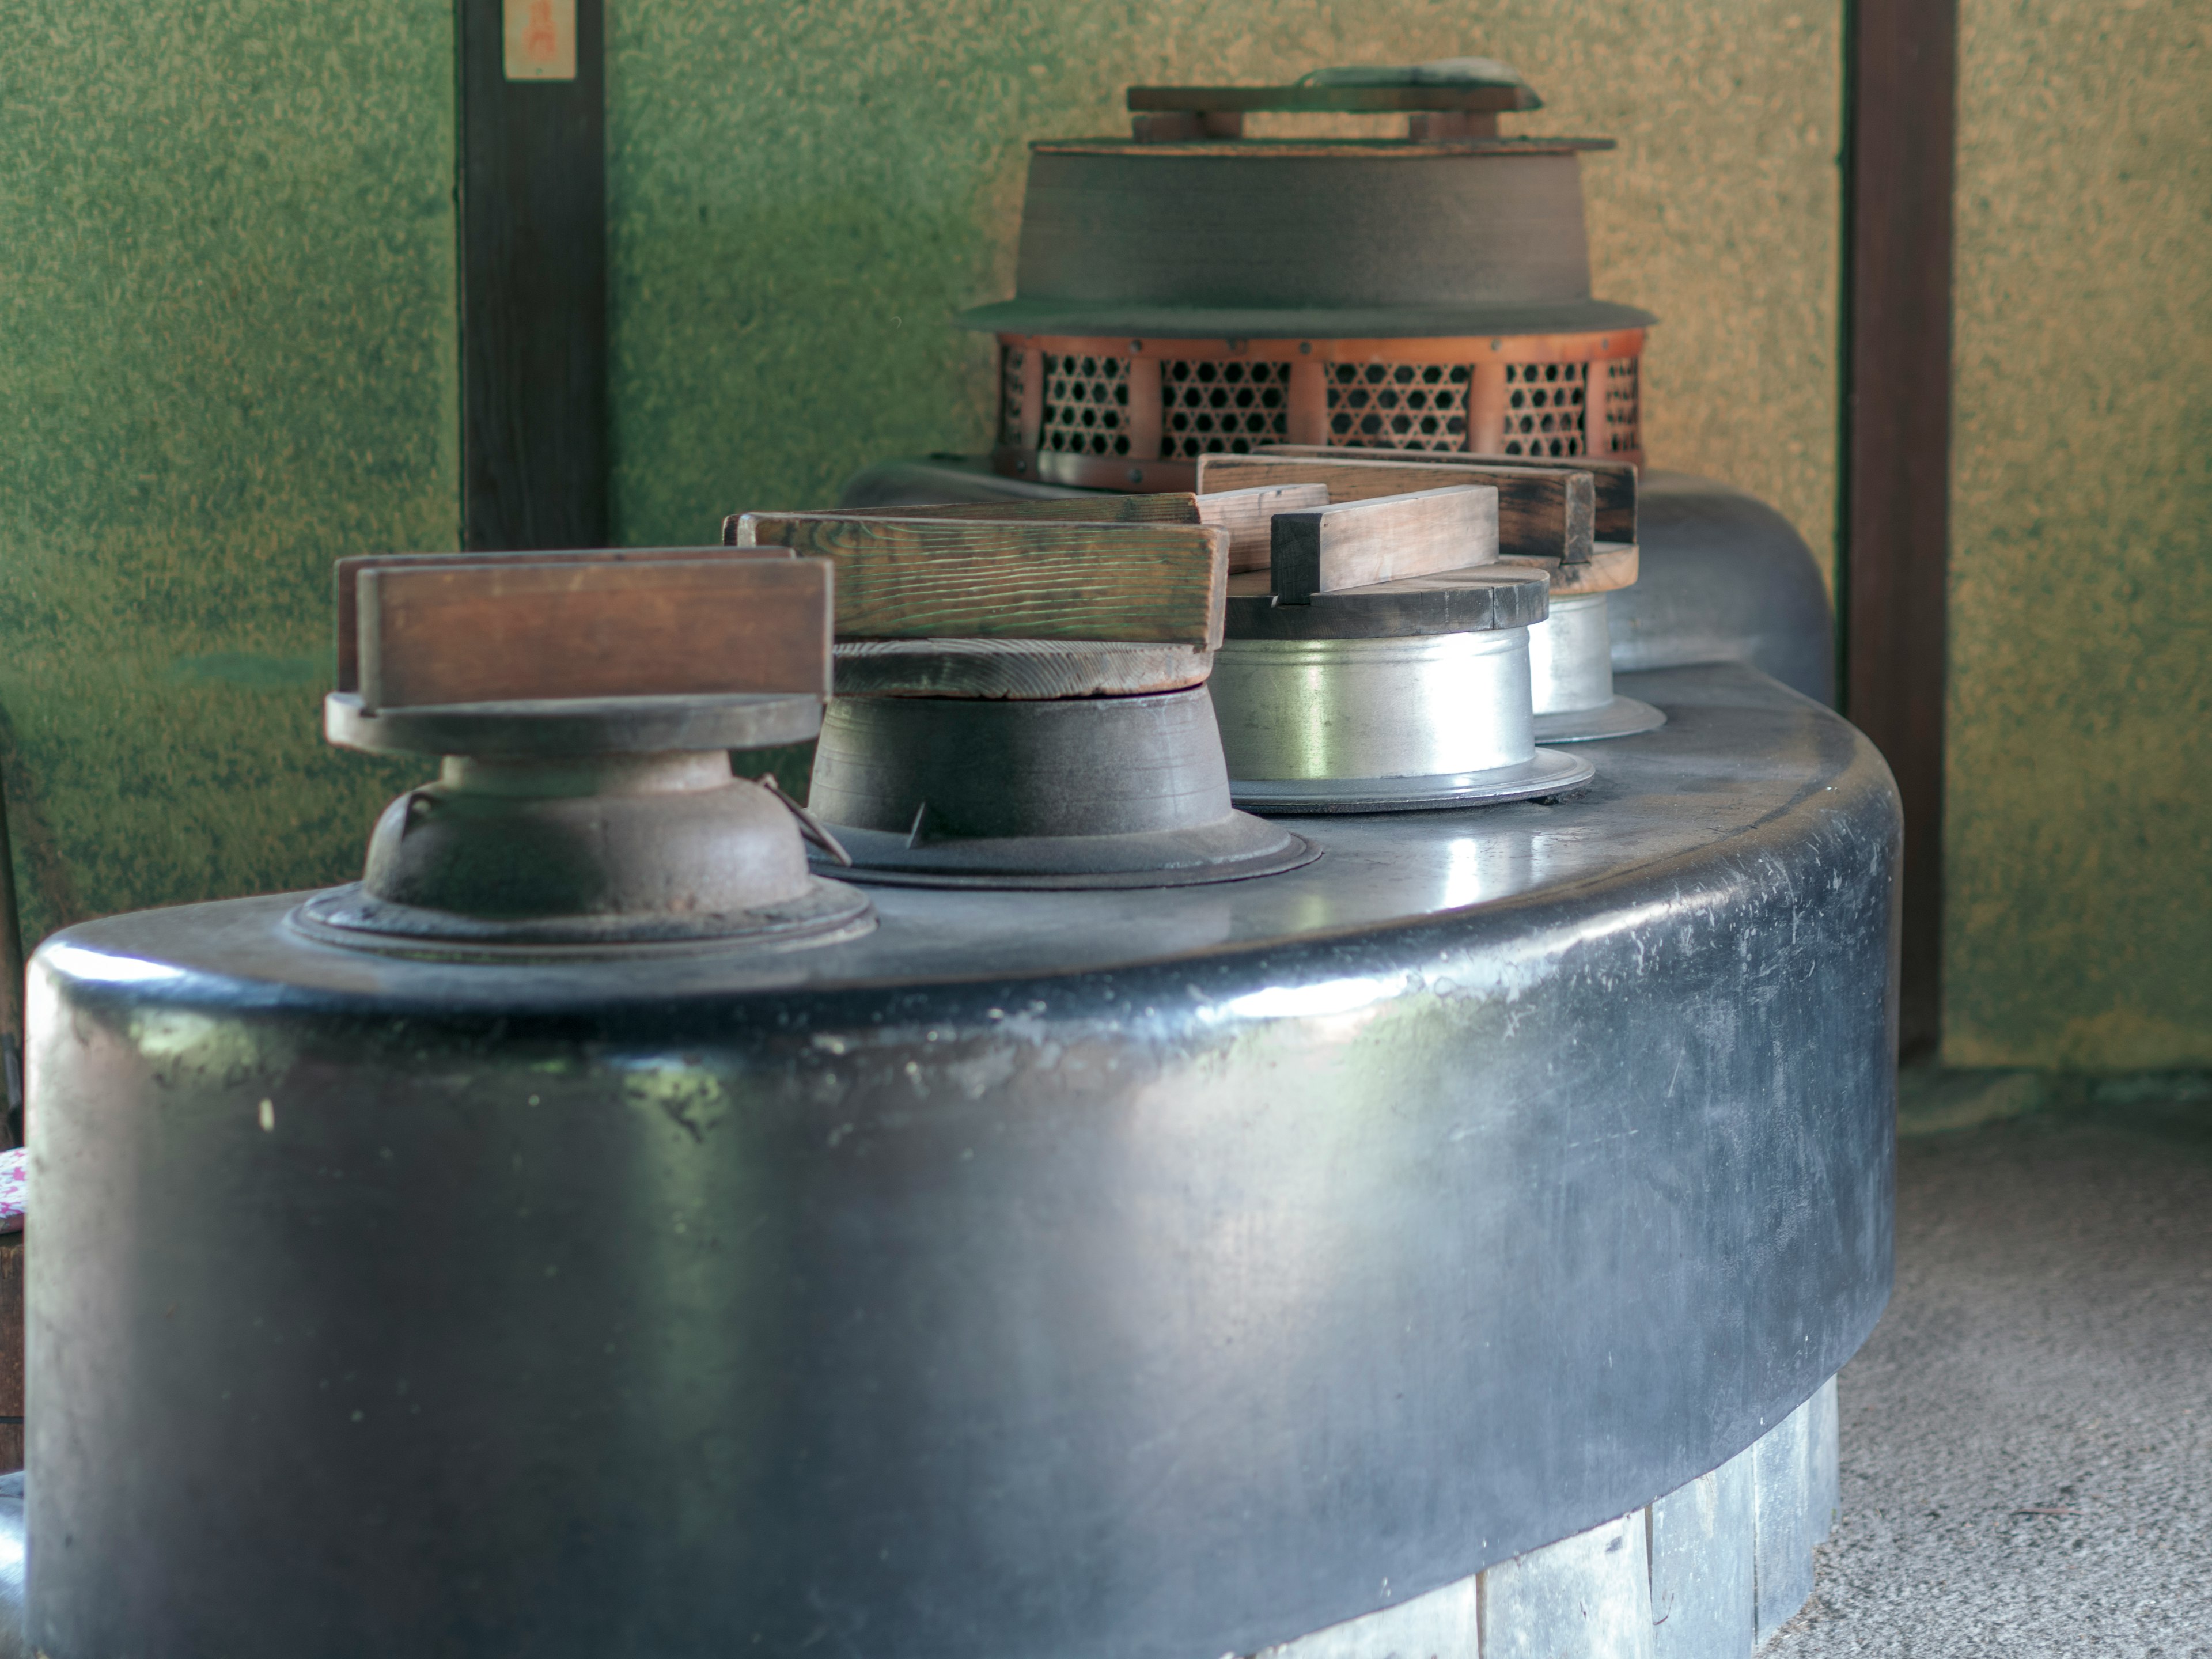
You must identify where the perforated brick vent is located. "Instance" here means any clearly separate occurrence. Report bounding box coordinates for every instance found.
[1041,354,1130,457]
[1161,359,1289,460]
[1000,347,1025,446]
[1502,362,1587,458]
[1326,362,1471,450]
[1601,358,1639,456]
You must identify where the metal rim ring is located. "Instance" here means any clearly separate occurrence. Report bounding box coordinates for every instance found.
[809,823,1321,891]
[286,877,876,962]
[1230,747,1595,814]
[1531,695,1665,744]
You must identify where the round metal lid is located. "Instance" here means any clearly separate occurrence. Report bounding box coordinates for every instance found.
[325,690,825,758]
[1226,562,1551,640]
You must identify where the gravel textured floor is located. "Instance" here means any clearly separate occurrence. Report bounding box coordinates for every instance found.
[1768,1100,2212,1657]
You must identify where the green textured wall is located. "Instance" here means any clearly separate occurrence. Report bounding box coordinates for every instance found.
[0,3,457,944]
[605,0,1843,573]
[1944,0,2212,1067]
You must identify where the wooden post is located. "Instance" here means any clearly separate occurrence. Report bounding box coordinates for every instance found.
[1287,359,1329,446]
[1126,357,1163,459]
[1019,348,1046,452]
[459,0,608,551]
[1844,0,1956,1058]
[1467,363,1508,453]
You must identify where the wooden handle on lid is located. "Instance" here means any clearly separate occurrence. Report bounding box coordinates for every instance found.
[1197,452,1597,564]
[1195,483,1332,572]
[1268,486,1499,604]
[342,549,832,713]
[1257,444,1637,543]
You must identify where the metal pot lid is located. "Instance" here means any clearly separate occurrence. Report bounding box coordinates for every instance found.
[1225,563,1551,640]
[956,295,1658,343]
[955,141,1655,341]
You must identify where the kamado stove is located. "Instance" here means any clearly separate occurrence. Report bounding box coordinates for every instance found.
[725,502,1316,886]
[19,56,1887,1659]
[965,62,1649,492]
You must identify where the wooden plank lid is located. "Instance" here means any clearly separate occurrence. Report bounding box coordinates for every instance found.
[743,485,1325,576]
[328,547,834,757]
[731,513,1229,650]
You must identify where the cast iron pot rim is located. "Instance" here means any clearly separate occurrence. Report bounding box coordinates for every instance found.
[955,297,1659,340]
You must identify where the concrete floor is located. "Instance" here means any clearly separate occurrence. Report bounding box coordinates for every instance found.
[1768,1093,2212,1657]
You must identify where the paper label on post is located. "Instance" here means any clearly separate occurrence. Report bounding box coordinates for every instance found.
[503,0,576,81]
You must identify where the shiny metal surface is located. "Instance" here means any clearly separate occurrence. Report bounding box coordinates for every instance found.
[808,688,1317,887]
[1228,747,1593,814]
[1526,590,1666,743]
[1209,631,1598,812]
[0,1474,20,1659]
[28,664,1897,1659]
[1213,631,1535,777]
[1532,693,1667,744]
[1614,473,1835,706]
[1529,592,1615,714]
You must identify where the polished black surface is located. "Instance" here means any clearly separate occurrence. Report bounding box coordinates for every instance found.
[29,664,1895,1659]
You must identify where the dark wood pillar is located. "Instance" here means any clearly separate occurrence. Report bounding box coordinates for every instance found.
[458,0,609,551]
[1842,0,1957,1058]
